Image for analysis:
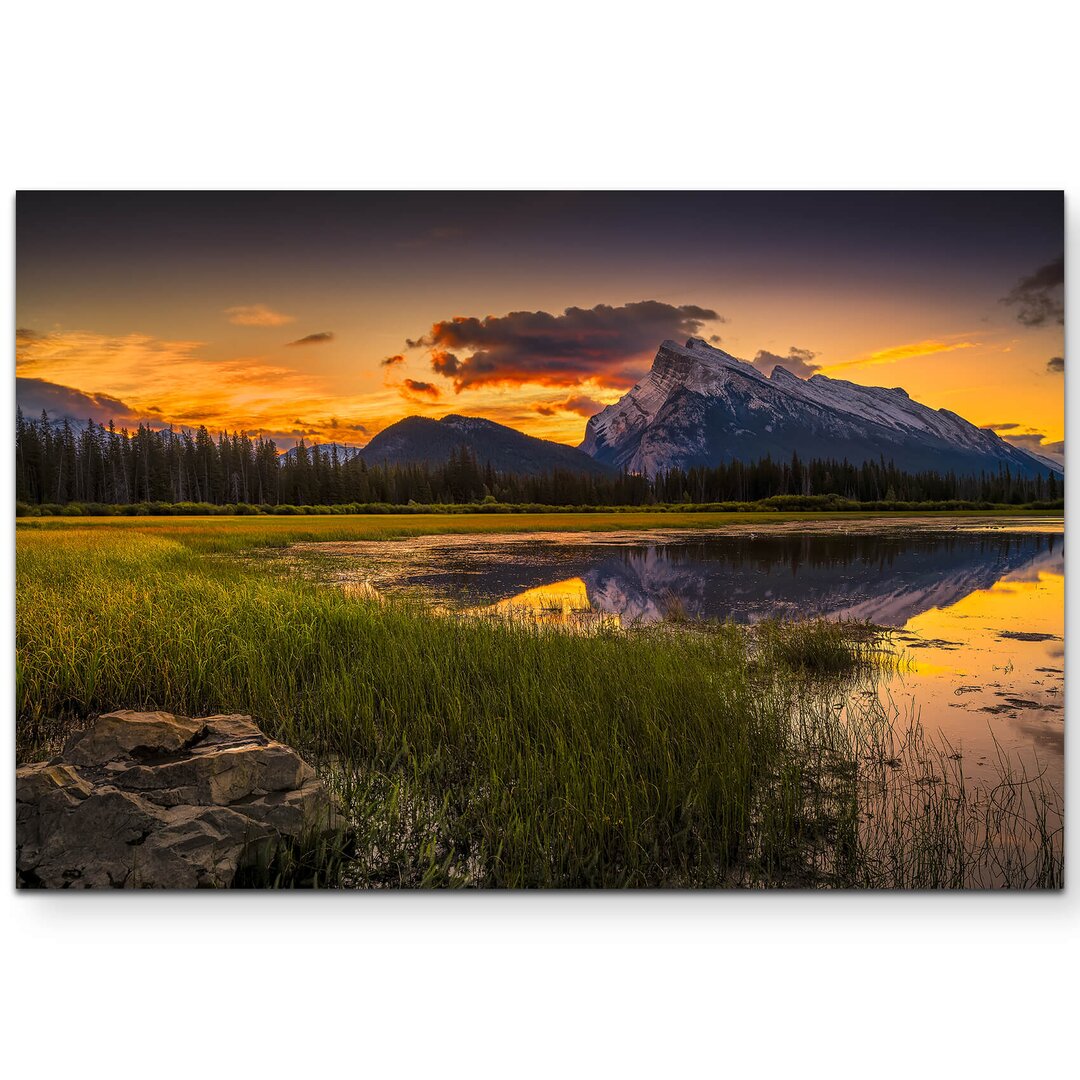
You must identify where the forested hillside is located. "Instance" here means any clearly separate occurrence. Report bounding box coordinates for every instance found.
[16,411,1061,509]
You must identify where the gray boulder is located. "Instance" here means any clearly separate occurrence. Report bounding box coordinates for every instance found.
[17,711,341,888]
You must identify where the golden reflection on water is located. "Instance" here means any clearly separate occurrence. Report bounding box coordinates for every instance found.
[475,577,621,629]
[905,569,1063,658]
[879,565,1064,790]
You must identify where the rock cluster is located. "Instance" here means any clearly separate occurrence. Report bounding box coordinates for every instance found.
[16,711,340,888]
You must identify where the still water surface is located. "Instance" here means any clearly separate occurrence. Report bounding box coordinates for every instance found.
[296,517,1064,794]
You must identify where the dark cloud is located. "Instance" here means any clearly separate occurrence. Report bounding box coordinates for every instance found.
[16,377,144,427]
[709,334,723,344]
[1047,355,1064,373]
[400,378,441,402]
[16,327,42,344]
[1001,432,1065,462]
[534,394,605,418]
[1001,256,1064,327]
[407,300,724,391]
[286,331,335,347]
[751,346,821,379]
[323,416,367,434]
[431,350,462,378]
[381,353,406,367]
[983,421,1065,463]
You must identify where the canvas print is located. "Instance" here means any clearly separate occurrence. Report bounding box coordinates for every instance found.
[14,191,1063,889]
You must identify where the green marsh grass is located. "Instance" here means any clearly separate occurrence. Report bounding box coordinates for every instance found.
[16,517,1063,888]
[14,505,1060,556]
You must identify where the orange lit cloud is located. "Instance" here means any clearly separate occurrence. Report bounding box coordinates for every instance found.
[15,328,361,442]
[823,339,977,372]
[225,304,296,327]
[17,330,210,393]
[534,394,605,418]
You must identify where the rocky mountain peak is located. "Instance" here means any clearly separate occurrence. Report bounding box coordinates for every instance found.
[581,338,1060,479]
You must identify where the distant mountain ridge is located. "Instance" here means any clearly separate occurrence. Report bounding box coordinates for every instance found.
[22,338,1060,482]
[358,414,613,477]
[580,338,1061,478]
[282,441,364,463]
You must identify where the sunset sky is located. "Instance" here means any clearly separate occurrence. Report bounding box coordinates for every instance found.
[15,191,1064,460]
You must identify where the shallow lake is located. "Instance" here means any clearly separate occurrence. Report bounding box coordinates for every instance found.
[292,517,1064,795]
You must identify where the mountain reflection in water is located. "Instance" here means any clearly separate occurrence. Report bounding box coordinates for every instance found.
[292,519,1063,792]
[343,528,1061,629]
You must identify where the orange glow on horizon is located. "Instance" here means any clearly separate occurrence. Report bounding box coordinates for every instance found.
[15,319,1064,452]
